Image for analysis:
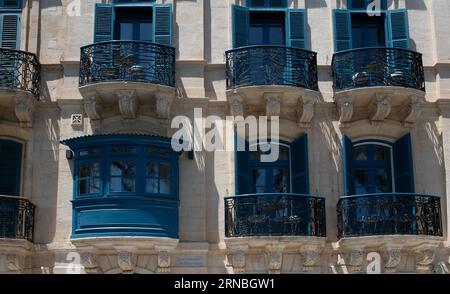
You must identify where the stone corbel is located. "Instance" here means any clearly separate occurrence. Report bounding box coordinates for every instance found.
[117,90,138,120]
[265,93,281,117]
[228,246,248,274]
[156,93,173,120]
[301,246,320,272]
[116,250,135,274]
[384,246,402,273]
[84,93,102,132]
[265,245,284,274]
[415,246,436,273]
[14,94,36,128]
[348,249,364,273]
[157,250,171,274]
[402,95,423,127]
[297,94,316,128]
[81,251,100,274]
[229,94,244,117]
[337,96,354,123]
[370,93,393,122]
[6,253,23,274]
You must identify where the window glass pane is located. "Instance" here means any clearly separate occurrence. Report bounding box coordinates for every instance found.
[79,163,90,178]
[374,168,392,193]
[147,148,158,156]
[146,162,158,177]
[160,179,171,194]
[110,177,122,192]
[120,22,133,40]
[160,163,171,179]
[249,25,264,45]
[160,149,171,158]
[123,161,136,192]
[279,146,289,160]
[374,146,390,161]
[111,146,136,154]
[354,146,368,161]
[355,168,369,194]
[252,168,266,194]
[146,179,158,193]
[79,149,99,157]
[268,25,284,45]
[91,178,100,194]
[273,168,288,193]
[139,22,153,41]
[79,179,87,195]
[111,161,123,176]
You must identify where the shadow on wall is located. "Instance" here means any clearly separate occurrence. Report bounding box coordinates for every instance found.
[406,0,427,10]
[306,0,327,9]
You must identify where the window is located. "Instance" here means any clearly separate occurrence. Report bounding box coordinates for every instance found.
[0,0,21,49]
[246,0,287,8]
[343,134,415,196]
[0,0,21,9]
[348,0,387,11]
[0,139,22,196]
[78,161,101,195]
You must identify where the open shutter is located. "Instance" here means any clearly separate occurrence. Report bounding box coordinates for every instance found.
[286,9,307,49]
[0,140,22,196]
[291,134,309,194]
[232,5,249,48]
[0,14,20,49]
[387,9,410,49]
[153,4,172,46]
[343,135,355,196]
[94,4,114,43]
[333,10,352,52]
[234,132,250,195]
[393,134,415,193]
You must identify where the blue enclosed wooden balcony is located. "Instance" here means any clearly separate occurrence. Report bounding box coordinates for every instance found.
[225,193,326,238]
[337,193,442,239]
[0,196,35,242]
[332,47,425,92]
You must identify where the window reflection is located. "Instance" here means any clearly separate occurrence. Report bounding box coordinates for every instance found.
[110,160,136,192]
[78,162,100,195]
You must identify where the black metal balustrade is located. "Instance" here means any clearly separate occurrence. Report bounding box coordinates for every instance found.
[337,193,442,239]
[0,196,35,242]
[79,41,175,87]
[0,48,40,99]
[332,47,425,92]
[225,194,326,238]
[226,45,318,90]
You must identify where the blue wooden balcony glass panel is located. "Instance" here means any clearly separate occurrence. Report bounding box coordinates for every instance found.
[0,48,40,99]
[337,193,442,239]
[0,196,35,242]
[79,41,175,87]
[225,45,318,90]
[332,47,425,92]
[225,193,326,237]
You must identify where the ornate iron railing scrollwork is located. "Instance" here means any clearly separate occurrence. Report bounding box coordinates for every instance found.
[79,41,175,87]
[225,45,319,90]
[332,47,425,92]
[225,193,326,238]
[337,193,442,239]
[0,196,35,242]
[0,48,40,99]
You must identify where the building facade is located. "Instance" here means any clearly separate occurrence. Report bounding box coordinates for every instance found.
[0,0,450,274]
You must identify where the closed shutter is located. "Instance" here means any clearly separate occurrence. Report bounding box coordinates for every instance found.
[333,10,352,52]
[232,5,249,48]
[93,4,114,43]
[387,9,410,49]
[393,134,415,193]
[153,4,172,46]
[0,140,22,196]
[286,9,307,49]
[343,135,355,196]
[234,132,250,195]
[0,13,20,49]
[290,134,309,194]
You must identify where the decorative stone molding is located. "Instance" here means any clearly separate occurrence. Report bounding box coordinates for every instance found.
[81,251,100,274]
[402,95,423,126]
[348,249,364,273]
[228,246,247,274]
[229,94,244,117]
[384,247,402,273]
[117,90,138,120]
[117,251,134,274]
[265,93,281,117]
[14,94,36,128]
[157,251,171,273]
[337,96,354,123]
[415,247,436,273]
[302,247,320,272]
[370,93,393,122]
[297,95,316,128]
[156,93,173,119]
[265,245,284,274]
[6,254,23,274]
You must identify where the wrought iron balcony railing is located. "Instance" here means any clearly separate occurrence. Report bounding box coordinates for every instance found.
[337,193,442,239]
[79,41,175,87]
[0,196,35,242]
[332,47,425,92]
[0,48,40,99]
[225,193,326,238]
[226,45,318,90]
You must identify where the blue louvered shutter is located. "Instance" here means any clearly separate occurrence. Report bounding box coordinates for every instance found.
[387,9,410,49]
[393,134,415,193]
[286,9,307,49]
[235,132,250,195]
[153,4,172,46]
[343,135,355,196]
[333,10,352,52]
[94,4,114,43]
[0,14,20,49]
[232,5,249,49]
[291,134,309,194]
[0,140,22,196]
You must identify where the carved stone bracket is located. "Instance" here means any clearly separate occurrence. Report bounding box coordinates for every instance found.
[117,90,138,120]
[301,246,320,272]
[415,246,436,273]
[84,93,102,132]
[228,246,248,274]
[117,250,134,274]
[265,93,281,117]
[14,94,36,128]
[156,93,173,120]
[6,254,23,274]
[348,249,364,273]
[265,245,284,274]
[229,94,244,117]
[337,96,354,123]
[157,250,171,274]
[370,93,393,122]
[81,251,100,274]
[402,95,423,126]
[298,94,316,128]
[384,246,402,273]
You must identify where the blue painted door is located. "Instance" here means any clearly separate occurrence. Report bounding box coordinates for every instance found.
[114,7,153,41]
